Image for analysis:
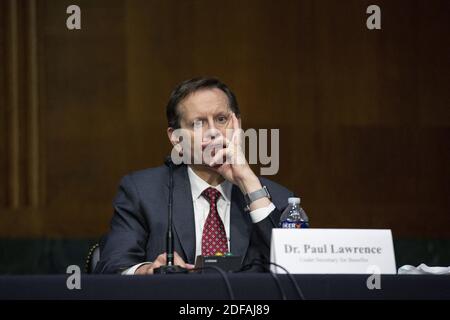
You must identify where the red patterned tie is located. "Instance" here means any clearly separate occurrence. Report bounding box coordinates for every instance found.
[201,187,229,256]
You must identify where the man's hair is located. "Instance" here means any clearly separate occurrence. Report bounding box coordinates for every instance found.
[166,77,240,129]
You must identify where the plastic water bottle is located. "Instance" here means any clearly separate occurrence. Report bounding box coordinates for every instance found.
[279,197,309,228]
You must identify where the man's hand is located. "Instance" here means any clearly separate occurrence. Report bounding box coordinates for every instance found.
[207,113,271,211]
[134,251,194,275]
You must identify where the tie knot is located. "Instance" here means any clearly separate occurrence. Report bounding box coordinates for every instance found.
[202,187,221,204]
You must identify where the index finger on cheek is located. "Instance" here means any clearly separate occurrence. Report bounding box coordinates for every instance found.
[232,112,239,131]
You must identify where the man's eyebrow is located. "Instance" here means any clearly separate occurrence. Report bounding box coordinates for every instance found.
[191,115,207,120]
[215,110,231,116]
[187,116,206,123]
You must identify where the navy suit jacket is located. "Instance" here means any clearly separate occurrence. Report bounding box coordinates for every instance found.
[95,164,293,274]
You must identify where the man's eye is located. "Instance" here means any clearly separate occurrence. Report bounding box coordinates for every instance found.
[193,120,203,128]
[216,116,228,124]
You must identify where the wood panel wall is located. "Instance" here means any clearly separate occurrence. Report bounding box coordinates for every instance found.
[1,0,449,238]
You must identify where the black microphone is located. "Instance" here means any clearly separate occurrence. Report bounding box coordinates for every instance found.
[154,156,188,274]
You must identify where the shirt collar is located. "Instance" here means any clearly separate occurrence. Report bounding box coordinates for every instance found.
[187,166,232,203]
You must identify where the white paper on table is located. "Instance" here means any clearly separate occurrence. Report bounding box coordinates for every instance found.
[398,263,450,275]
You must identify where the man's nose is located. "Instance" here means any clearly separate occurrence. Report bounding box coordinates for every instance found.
[204,128,220,141]
[203,121,221,141]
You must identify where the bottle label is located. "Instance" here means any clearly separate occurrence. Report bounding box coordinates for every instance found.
[280,221,309,229]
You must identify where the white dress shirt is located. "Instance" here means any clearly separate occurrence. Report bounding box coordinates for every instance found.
[123,166,275,274]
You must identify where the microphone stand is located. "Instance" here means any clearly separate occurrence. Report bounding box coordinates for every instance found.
[154,157,188,274]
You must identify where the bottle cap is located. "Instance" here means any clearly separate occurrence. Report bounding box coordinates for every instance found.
[288,197,301,204]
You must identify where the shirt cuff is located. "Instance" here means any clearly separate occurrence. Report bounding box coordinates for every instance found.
[249,202,276,224]
[121,262,152,275]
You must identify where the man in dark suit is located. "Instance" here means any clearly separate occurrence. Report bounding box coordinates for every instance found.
[95,77,294,274]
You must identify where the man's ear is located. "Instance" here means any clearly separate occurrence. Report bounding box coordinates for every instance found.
[167,127,184,156]
[167,127,177,146]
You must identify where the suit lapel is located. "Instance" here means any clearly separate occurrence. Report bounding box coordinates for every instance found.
[171,165,196,263]
[229,185,252,263]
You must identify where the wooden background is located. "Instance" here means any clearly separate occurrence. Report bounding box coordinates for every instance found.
[1,0,449,239]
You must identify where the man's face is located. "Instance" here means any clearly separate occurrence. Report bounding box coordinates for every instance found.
[168,88,235,165]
